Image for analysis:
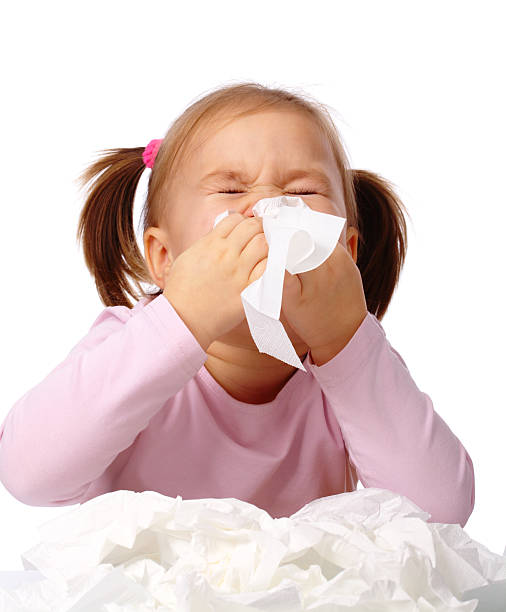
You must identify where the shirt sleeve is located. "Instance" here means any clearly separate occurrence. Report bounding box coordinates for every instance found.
[306,312,475,528]
[0,294,208,507]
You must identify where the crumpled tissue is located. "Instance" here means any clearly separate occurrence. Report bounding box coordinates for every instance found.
[212,196,346,372]
[1,487,506,611]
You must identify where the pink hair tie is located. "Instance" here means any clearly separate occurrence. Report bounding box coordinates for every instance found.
[142,138,163,169]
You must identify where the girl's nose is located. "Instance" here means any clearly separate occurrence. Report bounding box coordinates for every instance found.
[242,188,282,217]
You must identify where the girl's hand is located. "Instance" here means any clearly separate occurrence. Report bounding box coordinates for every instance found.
[163,214,269,352]
[280,241,368,363]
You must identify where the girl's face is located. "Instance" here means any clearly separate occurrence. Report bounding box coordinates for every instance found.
[162,109,349,259]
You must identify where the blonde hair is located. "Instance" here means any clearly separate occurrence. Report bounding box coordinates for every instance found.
[76,81,409,320]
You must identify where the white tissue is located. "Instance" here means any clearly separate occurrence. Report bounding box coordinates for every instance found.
[1,488,506,611]
[212,196,346,372]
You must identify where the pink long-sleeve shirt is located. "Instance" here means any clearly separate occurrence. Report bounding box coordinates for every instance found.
[0,294,475,526]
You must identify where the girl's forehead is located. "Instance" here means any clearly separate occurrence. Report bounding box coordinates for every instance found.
[185,109,333,167]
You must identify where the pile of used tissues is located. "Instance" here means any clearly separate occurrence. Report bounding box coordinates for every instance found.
[1,487,506,611]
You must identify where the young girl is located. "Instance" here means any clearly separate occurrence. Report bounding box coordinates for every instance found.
[0,82,474,527]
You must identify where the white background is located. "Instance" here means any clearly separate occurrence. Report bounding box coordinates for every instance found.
[0,0,504,570]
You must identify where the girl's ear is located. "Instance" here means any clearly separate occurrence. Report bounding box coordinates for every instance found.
[143,227,174,289]
[345,226,359,264]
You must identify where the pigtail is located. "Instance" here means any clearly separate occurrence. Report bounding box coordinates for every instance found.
[75,147,152,308]
[351,169,410,321]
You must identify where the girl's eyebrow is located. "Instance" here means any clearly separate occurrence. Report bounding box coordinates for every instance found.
[199,168,333,190]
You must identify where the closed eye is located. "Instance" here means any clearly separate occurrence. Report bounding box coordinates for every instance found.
[218,189,318,195]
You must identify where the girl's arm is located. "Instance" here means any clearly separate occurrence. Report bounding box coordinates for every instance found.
[307,312,475,528]
[0,295,208,506]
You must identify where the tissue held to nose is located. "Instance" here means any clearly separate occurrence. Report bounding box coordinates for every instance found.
[211,196,346,371]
